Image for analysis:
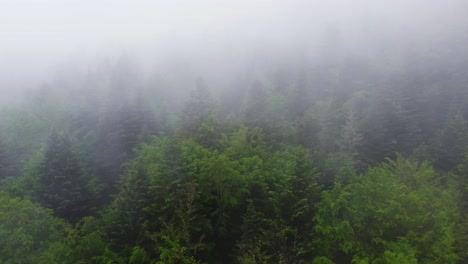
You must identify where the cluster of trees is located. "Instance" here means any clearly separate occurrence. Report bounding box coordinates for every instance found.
[0,41,467,263]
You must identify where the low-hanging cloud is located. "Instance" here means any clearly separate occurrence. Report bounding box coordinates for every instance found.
[0,0,467,102]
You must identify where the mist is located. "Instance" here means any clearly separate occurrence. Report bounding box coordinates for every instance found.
[2,0,467,102]
[1,1,468,263]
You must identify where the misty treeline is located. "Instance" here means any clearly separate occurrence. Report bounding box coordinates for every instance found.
[0,31,468,264]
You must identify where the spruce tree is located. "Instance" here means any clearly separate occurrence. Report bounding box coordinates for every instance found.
[455,151,468,263]
[35,132,98,222]
[0,135,13,178]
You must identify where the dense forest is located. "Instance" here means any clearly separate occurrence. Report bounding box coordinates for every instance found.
[1,2,468,263]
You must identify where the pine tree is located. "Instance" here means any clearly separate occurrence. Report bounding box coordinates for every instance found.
[287,71,310,120]
[340,108,363,155]
[276,146,321,262]
[432,114,468,171]
[94,93,152,195]
[180,78,218,146]
[358,96,401,166]
[455,151,468,263]
[0,135,14,178]
[35,132,98,222]
[243,80,268,129]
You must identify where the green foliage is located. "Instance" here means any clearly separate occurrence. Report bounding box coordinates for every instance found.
[235,145,322,263]
[91,248,124,264]
[0,176,33,199]
[129,246,151,264]
[312,256,335,264]
[34,132,99,222]
[314,156,459,263]
[103,137,169,254]
[103,127,326,262]
[299,107,321,149]
[0,46,466,263]
[0,192,69,264]
[432,114,468,171]
[0,212,119,264]
[63,216,119,263]
[236,201,273,264]
[454,151,468,263]
[180,79,219,147]
[155,223,201,264]
[0,135,16,178]
[0,152,43,199]
[318,152,357,187]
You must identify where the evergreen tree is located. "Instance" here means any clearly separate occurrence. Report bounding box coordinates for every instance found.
[103,137,170,256]
[287,71,310,120]
[339,108,363,155]
[357,95,401,166]
[35,132,98,222]
[272,147,321,262]
[432,114,468,171]
[94,92,153,195]
[180,78,218,146]
[297,107,321,150]
[243,80,269,129]
[455,151,468,263]
[236,201,277,263]
[0,135,14,178]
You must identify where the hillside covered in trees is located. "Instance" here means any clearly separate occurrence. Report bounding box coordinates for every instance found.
[1,1,468,263]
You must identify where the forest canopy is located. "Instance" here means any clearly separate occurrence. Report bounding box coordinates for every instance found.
[0,1,467,263]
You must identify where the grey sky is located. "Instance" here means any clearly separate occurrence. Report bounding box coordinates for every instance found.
[0,0,466,101]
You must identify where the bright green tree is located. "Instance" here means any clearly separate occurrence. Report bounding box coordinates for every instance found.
[0,192,69,264]
[314,156,459,263]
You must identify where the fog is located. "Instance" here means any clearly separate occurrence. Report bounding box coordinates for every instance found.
[1,1,468,262]
[1,0,467,103]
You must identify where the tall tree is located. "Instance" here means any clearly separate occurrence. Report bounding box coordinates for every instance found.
[314,156,459,263]
[94,92,153,195]
[0,192,69,264]
[276,146,322,262]
[454,151,468,263]
[0,135,14,178]
[180,78,218,146]
[243,80,269,129]
[35,132,98,222]
[357,95,401,166]
[432,114,468,171]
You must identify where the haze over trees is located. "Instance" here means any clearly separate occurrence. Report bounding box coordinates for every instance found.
[0,0,467,263]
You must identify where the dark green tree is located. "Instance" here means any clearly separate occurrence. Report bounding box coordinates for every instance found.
[432,114,468,171]
[357,95,401,166]
[94,93,153,196]
[243,80,269,129]
[35,132,99,222]
[103,137,170,256]
[268,147,322,263]
[454,151,468,263]
[0,135,14,178]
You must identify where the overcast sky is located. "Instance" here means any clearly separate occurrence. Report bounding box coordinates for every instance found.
[1,0,467,100]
